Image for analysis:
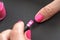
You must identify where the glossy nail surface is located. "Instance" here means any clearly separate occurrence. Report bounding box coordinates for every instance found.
[25,30,31,39]
[0,2,6,20]
[35,13,44,22]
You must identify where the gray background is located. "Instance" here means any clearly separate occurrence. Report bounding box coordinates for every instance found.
[0,0,60,40]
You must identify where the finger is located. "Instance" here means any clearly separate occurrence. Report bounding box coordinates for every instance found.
[10,21,26,40]
[35,0,60,23]
[0,29,11,40]
[25,30,31,40]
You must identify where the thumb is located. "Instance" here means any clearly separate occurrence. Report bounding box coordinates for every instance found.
[35,0,60,22]
[10,21,26,40]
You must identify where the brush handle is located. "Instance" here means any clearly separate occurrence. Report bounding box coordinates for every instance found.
[24,26,30,32]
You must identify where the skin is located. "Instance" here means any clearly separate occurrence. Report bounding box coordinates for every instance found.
[0,0,60,40]
[0,21,31,40]
[35,0,60,22]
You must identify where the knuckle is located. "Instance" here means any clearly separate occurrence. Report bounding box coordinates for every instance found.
[43,6,55,16]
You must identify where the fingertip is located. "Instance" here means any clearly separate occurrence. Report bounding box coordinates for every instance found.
[12,20,25,35]
[35,0,60,23]
[1,29,11,40]
[10,21,26,40]
[0,2,6,20]
[13,20,24,30]
[16,20,24,26]
[35,13,44,23]
[1,29,11,36]
[25,30,31,40]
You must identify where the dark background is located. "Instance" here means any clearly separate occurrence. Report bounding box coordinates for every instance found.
[0,0,60,40]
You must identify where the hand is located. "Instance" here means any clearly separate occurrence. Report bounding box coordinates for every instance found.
[0,21,31,40]
[35,0,60,23]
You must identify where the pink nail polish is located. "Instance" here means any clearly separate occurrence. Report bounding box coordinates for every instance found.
[35,13,44,22]
[26,30,31,39]
[0,2,6,20]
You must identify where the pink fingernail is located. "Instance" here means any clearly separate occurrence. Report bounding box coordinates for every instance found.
[0,2,6,20]
[26,30,31,39]
[35,13,44,22]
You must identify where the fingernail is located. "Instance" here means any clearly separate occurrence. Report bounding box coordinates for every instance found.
[25,30,31,39]
[0,2,6,20]
[35,13,44,22]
